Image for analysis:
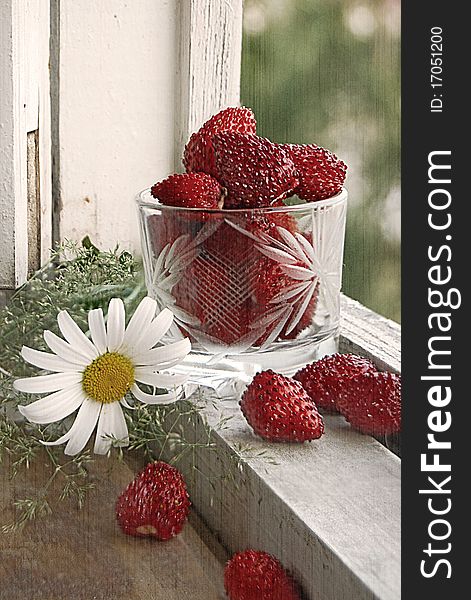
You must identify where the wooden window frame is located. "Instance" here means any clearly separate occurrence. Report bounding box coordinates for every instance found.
[0,0,52,304]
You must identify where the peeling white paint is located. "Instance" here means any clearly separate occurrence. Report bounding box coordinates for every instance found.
[57,0,178,252]
[0,0,51,289]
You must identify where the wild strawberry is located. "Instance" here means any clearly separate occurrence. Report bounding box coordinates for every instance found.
[224,549,301,600]
[336,371,401,435]
[250,242,319,344]
[174,253,253,346]
[284,143,347,201]
[213,132,299,208]
[240,370,324,442]
[147,213,190,257]
[183,106,257,178]
[115,461,190,540]
[265,202,299,233]
[173,214,298,347]
[150,172,223,209]
[294,353,377,412]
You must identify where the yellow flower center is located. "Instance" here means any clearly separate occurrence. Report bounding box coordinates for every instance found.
[82,352,134,404]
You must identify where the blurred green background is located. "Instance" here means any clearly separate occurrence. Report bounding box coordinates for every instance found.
[241,0,400,322]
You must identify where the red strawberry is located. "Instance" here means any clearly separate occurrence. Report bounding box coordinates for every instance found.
[294,353,377,412]
[240,370,324,442]
[250,253,319,344]
[183,106,257,178]
[150,172,223,209]
[224,550,301,600]
[214,132,299,208]
[284,143,347,201]
[265,203,299,234]
[174,253,253,346]
[147,212,190,257]
[173,214,297,347]
[336,371,401,435]
[115,461,190,540]
[249,222,318,343]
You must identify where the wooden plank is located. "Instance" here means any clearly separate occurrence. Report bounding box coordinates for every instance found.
[36,0,53,265]
[172,396,401,600]
[0,0,28,290]
[340,294,401,373]
[56,0,243,251]
[0,0,52,289]
[0,451,225,600]
[56,0,178,252]
[174,0,243,168]
[164,298,401,599]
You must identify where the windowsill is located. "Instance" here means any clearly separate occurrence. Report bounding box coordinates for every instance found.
[172,294,401,600]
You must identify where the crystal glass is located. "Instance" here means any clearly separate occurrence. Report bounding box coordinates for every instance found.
[136,189,347,392]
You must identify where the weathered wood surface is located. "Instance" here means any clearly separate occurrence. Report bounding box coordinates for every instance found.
[173,399,401,600]
[175,0,243,168]
[0,453,225,600]
[0,298,401,599]
[55,0,243,253]
[340,294,401,374]
[55,0,178,252]
[0,0,52,291]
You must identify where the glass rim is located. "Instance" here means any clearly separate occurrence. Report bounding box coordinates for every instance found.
[135,187,348,214]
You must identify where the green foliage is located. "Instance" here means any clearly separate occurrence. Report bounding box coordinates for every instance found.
[241,0,401,321]
[0,241,229,531]
[0,240,143,391]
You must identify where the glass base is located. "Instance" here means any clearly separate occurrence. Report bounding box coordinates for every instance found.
[176,334,339,399]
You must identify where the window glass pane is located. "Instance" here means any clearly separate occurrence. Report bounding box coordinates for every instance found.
[241,0,400,322]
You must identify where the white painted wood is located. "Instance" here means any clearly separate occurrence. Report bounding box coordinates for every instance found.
[167,300,401,600]
[0,0,52,289]
[23,0,40,133]
[340,294,401,373]
[56,0,177,252]
[56,0,243,252]
[174,400,400,600]
[36,0,53,265]
[174,0,243,168]
[171,395,401,600]
[1,0,27,289]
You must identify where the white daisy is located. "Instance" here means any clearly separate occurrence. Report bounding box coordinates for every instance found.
[14,297,191,456]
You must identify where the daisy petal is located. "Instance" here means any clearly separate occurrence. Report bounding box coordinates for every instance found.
[18,385,85,424]
[57,310,99,360]
[94,403,129,455]
[40,428,74,447]
[40,398,101,452]
[134,367,188,388]
[120,397,135,410]
[131,383,179,405]
[21,346,80,373]
[64,398,102,455]
[14,372,82,394]
[106,298,125,352]
[136,308,174,353]
[43,330,89,366]
[88,308,107,355]
[133,338,191,367]
[122,297,157,353]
